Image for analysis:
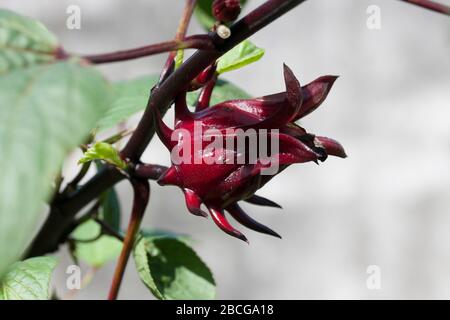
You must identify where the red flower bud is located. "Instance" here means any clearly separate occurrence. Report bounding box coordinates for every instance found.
[212,0,241,23]
[154,65,346,242]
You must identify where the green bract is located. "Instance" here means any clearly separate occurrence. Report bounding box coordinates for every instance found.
[79,142,127,170]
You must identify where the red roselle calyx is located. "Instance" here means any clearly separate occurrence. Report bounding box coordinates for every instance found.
[154,64,346,242]
[212,0,241,23]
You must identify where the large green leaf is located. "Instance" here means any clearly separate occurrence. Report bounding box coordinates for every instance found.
[216,40,264,74]
[0,61,112,278]
[195,0,248,30]
[0,257,57,300]
[134,235,216,300]
[72,220,122,268]
[0,9,59,74]
[187,79,251,106]
[96,74,160,131]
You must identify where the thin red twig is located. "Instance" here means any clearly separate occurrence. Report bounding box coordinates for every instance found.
[399,0,450,15]
[107,179,149,300]
[83,35,213,64]
[160,0,198,84]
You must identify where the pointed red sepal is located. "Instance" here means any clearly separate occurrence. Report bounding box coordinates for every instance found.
[227,204,281,238]
[196,65,303,129]
[152,107,174,150]
[239,64,302,129]
[189,64,217,92]
[280,123,307,138]
[195,76,217,112]
[157,166,181,187]
[208,207,248,243]
[315,136,347,158]
[275,133,323,165]
[174,92,192,125]
[212,132,322,201]
[183,188,208,217]
[197,64,217,85]
[283,64,303,116]
[244,194,282,209]
[294,75,338,121]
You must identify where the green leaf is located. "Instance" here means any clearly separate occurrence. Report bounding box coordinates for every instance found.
[186,79,251,106]
[216,40,264,74]
[99,188,121,232]
[72,220,122,268]
[134,236,216,300]
[0,61,112,278]
[96,74,160,131]
[0,9,59,74]
[79,142,127,170]
[141,229,192,245]
[0,257,57,300]
[195,0,248,30]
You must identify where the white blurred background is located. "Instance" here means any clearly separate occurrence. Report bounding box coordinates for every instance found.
[3,0,450,299]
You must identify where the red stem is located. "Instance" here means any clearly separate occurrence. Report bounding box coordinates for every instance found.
[83,35,213,64]
[133,164,168,180]
[107,179,150,300]
[196,74,218,111]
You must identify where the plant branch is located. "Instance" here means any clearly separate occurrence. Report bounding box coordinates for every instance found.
[133,164,168,180]
[83,35,214,64]
[25,166,125,257]
[75,200,101,225]
[94,217,125,242]
[108,179,149,300]
[70,232,102,244]
[66,162,91,191]
[398,0,450,15]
